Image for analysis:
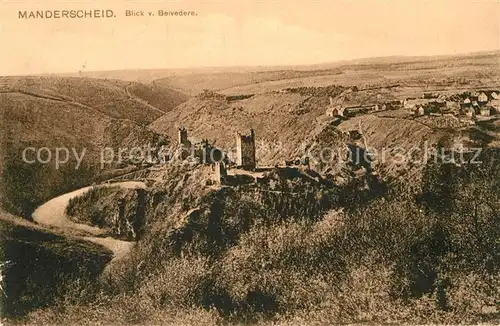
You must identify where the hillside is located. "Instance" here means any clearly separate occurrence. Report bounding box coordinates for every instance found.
[1,76,188,151]
[337,114,446,182]
[0,76,189,217]
[150,86,346,166]
[149,51,500,96]
[150,86,493,182]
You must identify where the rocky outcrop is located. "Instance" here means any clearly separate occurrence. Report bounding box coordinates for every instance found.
[66,186,147,241]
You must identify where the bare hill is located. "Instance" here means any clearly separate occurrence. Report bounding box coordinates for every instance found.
[0,76,186,161]
[151,51,500,96]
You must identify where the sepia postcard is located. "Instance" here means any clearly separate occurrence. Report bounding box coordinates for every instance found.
[0,0,499,324]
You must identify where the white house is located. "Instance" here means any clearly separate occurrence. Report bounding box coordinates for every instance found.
[478,92,488,104]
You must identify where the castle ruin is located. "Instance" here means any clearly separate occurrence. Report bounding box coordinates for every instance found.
[236,129,256,170]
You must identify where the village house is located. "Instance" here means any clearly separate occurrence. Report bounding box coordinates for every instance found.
[381,100,402,110]
[480,107,491,117]
[461,98,472,108]
[394,100,404,108]
[403,99,414,109]
[444,101,460,114]
[414,106,425,116]
[428,100,446,111]
[404,98,430,110]
[470,91,479,101]
[326,96,346,117]
[478,92,488,105]
[344,106,372,116]
[326,105,345,117]
[490,99,500,112]
[491,92,498,100]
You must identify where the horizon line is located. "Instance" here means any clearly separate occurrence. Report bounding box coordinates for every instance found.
[2,48,500,78]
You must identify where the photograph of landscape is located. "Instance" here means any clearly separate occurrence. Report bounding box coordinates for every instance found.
[0,0,499,325]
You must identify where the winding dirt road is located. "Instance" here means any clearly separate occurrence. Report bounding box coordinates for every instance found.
[32,181,147,266]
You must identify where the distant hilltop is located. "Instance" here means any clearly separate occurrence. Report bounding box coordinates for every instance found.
[19,49,500,83]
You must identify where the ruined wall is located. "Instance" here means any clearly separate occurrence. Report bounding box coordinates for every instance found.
[214,161,227,184]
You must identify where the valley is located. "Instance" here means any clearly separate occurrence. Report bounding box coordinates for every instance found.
[1,51,500,325]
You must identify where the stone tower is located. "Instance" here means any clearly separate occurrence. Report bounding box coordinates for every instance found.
[236,129,256,170]
[178,127,188,145]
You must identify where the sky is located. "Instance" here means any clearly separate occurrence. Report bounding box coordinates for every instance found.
[0,0,499,75]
